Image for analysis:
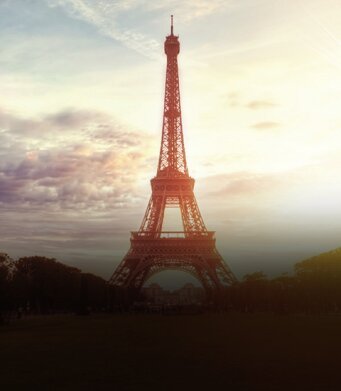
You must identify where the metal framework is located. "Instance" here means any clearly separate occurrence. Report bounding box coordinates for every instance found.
[109,17,237,293]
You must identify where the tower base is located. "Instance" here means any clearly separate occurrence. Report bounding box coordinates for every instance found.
[109,231,236,294]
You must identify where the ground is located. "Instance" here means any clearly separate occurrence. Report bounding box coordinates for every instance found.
[1,313,341,390]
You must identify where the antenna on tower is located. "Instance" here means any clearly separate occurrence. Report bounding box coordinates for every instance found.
[171,15,174,35]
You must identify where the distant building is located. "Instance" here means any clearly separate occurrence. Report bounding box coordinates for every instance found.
[142,282,204,304]
[174,283,205,304]
[143,283,164,301]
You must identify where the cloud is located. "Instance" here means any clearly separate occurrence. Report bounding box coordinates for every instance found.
[251,121,280,130]
[225,94,277,110]
[201,172,281,198]
[46,110,107,129]
[0,108,153,210]
[151,0,234,21]
[46,0,237,57]
[0,108,146,144]
[0,108,43,136]
[0,108,101,137]
[0,146,144,209]
[226,91,240,107]
[246,100,277,110]
[46,0,160,58]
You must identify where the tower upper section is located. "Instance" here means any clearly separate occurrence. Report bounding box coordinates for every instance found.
[164,15,180,56]
[157,16,188,178]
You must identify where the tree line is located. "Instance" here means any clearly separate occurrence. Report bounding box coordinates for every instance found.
[221,248,341,313]
[1,247,341,319]
[0,255,107,318]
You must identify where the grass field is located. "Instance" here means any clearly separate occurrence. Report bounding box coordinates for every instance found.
[1,313,341,390]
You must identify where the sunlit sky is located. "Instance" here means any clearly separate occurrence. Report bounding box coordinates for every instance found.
[1,0,340,284]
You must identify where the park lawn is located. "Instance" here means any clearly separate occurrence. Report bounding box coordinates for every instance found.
[1,313,341,390]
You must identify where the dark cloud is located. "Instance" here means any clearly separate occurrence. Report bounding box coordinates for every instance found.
[246,100,277,110]
[0,107,153,210]
[90,127,142,146]
[0,108,135,141]
[0,147,147,209]
[251,121,280,130]
[0,109,42,135]
[46,109,106,128]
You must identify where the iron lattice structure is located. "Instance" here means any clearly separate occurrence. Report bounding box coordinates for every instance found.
[110,18,237,293]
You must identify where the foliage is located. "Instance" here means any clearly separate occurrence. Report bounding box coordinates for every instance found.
[1,247,341,314]
[0,256,107,316]
[223,247,341,313]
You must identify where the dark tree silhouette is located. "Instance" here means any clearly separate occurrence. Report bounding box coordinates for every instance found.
[295,248,341,312]
[2,248,341,315]
[7,256,107,314]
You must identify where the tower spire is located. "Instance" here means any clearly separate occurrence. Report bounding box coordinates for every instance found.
[160,15,186,177]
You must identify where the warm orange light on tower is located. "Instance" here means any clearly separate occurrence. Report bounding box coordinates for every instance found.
[109,17,236,293]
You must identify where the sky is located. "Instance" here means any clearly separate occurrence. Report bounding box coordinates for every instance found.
[0,0,340,287]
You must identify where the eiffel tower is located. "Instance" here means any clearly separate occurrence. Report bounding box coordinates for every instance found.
[110,17,236,294]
